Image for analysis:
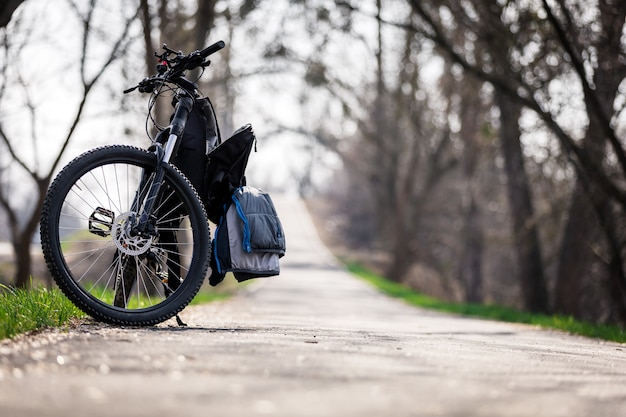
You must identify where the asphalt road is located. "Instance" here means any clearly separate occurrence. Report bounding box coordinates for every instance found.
[1,196,626,417]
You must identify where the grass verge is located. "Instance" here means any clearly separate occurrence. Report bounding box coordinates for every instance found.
[345,262,626,344]
[189,289,232,305]
[0,284,86,340]
[0,281,236,341]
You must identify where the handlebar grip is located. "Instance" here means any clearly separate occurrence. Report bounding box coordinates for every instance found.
[199,40,225,58]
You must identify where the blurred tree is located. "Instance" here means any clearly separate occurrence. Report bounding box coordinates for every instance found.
[290,1,461,282]
[0,1,138,287]
[137,0,261,134]
[376,21,460,283]
[408,0,626,320]
[454,68,488,304]
[297,0,626,321]
[550,0,626,322]
[496,90,548,312]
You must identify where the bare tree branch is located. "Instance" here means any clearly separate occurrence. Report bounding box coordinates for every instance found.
[541,0,626,178]
[0,1,142,287]
[46,2,140,179]
[406,0,626,209]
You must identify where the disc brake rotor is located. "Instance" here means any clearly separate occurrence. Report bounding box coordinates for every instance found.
[111,212,153,256]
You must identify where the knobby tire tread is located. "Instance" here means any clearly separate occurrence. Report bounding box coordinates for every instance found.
[40,145,210,326]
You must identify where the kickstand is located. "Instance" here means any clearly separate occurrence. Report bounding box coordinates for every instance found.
[175,314,187,327]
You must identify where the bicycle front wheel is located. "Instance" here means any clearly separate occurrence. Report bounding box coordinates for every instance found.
[40,145,210,326]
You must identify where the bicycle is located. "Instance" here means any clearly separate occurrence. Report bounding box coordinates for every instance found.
[40,40,227,326]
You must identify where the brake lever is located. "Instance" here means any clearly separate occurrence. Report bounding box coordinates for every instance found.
[138,84,155,93]
[124,77,158,94]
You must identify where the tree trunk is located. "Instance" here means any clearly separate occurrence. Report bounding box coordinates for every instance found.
[458,73,485,303]
[14,237,33,288]
[496,91,548,313]
[554,181,598,317]
[554,110,626,322]
[385,190,418,282]
[139,0,155,77]
[14,181,49,288]
[607,253,626,324]
[554,2,626,320]
[385,226,415,283]
[460,196,483,303]
[194,0,217,50]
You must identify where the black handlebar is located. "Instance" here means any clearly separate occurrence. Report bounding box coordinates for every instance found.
[200,40,225,58]
[124,40,226,94]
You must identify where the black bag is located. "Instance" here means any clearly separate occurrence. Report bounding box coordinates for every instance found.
[203,124,256,224]
[169,97,220,194]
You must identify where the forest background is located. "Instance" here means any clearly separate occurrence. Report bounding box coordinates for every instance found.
[0,0,625,326]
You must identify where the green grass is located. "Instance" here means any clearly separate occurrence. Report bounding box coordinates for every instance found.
[88,285,232,308]
[189,289,231,305]
[0,283,86,340]
[345,262,626,344]
[0,279,236,340]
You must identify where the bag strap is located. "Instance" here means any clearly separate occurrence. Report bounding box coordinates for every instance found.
[231,192,252,253]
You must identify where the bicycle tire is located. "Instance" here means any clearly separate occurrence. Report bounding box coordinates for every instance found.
[40,145,210,326]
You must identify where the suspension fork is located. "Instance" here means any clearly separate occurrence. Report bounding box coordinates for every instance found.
[134,95,194,235]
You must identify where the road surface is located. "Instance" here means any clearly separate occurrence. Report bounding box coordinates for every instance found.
[1,196,625,417]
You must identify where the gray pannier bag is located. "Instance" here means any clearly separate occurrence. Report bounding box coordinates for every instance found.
[209,186,286,286]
